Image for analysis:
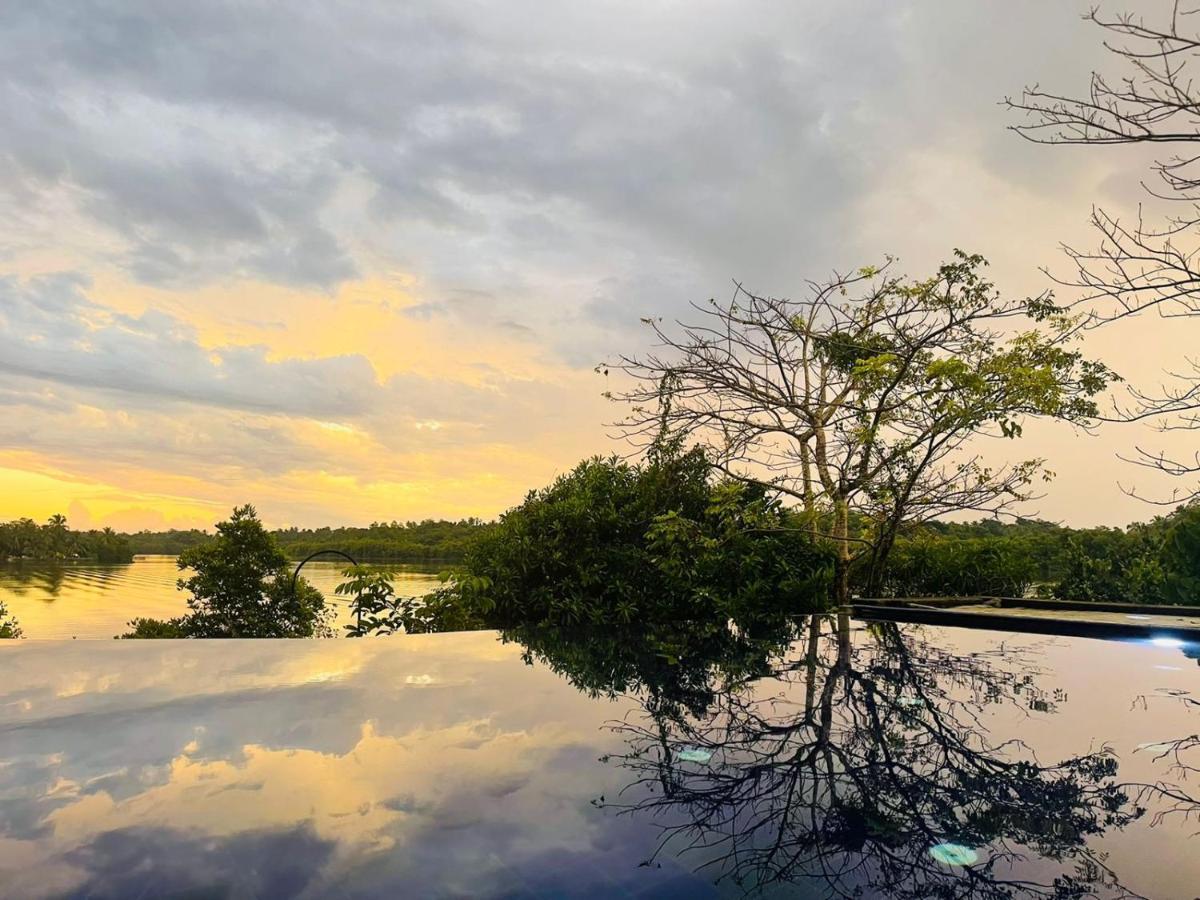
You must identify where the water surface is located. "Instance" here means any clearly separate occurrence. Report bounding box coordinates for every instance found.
[0,556,442,639]
[2,618,1200,898]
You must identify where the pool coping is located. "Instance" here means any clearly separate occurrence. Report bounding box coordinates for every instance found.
[849,596,1200,642]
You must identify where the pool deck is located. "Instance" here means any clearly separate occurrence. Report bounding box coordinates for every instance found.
[850,596,1200,642]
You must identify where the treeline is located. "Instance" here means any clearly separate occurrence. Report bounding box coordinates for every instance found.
[879,508,1200,605]
[124,518,488,561]
[0,515,133,564]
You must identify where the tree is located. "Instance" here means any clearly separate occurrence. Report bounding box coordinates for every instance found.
[0,515,132,563]
[607,253,1113,603]
[449,447,833,628]
[1161,504,1200,603]
[122,505,330,638]
[0,600,20,639]
[340,448,833,636]
[1007,5,1200,501]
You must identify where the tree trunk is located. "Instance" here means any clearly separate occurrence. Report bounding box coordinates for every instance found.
[833,498,851,606]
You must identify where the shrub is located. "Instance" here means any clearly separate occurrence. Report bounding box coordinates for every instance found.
[121,505,330,638]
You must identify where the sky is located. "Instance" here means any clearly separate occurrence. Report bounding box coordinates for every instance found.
[0,1,1192,531]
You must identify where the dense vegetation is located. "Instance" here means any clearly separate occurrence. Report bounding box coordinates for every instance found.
[122,505,329,639]
[124,519,484,561]
[878,506,1200,605]
[335,486,1200,643]
[0,515,133,563]
[339,446,834,638]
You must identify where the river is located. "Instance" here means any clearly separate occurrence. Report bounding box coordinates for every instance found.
[0,556,444,639]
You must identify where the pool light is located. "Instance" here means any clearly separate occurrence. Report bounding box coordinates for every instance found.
[929,842,979,866]
[1150,637,1185,649]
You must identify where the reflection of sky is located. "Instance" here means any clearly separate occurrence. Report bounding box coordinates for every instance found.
[1,626,1200,898]
[0,632,717,898]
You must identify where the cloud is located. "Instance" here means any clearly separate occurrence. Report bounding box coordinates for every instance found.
[0,2,1111,334]
[0,273,380,417]
[0,0,1177,527]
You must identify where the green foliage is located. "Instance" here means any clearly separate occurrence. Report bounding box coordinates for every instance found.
[874,509,1200,606]
[0,599,21,639]
[880,535,1044,598]
[337,566,398,636]
[0,516,133,563]
[875,518,1071,598]
[120,617,190,639]
[449,449,833,630]
[121,505,331,638]
[1160,507,1200,605]
[1053,523,1167,605]
[335,565,488,637]
[340,449,833,637]
[124,519,486,561]
[121,528,211,556]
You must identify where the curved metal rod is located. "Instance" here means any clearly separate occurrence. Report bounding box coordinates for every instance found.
[290,549,360,596]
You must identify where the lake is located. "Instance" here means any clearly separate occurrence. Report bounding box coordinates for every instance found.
[0,556,443,639]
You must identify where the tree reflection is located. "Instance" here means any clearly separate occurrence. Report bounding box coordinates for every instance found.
[532,615,1150,899]
[1125,685,1200,830]
[501,613,803,722]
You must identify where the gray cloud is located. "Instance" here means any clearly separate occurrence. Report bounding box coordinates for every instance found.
[0,1,1114,348]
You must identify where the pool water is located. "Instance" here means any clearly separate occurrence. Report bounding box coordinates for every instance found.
[1,616,1198,898]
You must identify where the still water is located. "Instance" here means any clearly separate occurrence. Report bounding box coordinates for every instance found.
[2,618,1200,898]
[0,556,443,639]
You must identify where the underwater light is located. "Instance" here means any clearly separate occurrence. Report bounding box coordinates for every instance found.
[929,843,979,866]
[1126,614,1151,620]
[1150,637,1185,648]
[677,747,713,764]
[926,844,974,868]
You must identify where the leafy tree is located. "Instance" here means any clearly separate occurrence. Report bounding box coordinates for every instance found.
[448,446,832,629]
[0,515,132,563]
[340,447,833,636]
[121,505,330,638]
[1162,506,1200,604]
[0,600,21,639]
[338,565,487,637]
[608,252,1114,603]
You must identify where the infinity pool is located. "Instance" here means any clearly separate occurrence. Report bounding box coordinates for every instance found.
[1,617,1198,898]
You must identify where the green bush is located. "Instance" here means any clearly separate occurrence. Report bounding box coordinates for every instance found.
[879,536,1041,598]
[1162,506,1200,605]
[338,448,834,637]
[121,505,330,638]
[1053,525,1166,604]
[0,600,20,639]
